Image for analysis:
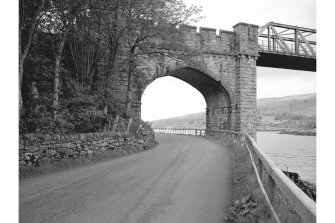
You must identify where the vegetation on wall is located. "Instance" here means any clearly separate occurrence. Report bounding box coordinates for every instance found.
[19,0,202,134]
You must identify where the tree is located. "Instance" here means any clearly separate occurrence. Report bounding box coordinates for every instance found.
[66,0,106,90]
[18,0,203,134]
[121,0,202,117]
[19,0,46,109]
[39,0,90,119]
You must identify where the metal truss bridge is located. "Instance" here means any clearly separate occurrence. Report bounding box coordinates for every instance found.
[257,22,316,72]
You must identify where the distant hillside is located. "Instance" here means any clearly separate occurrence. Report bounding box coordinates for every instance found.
[151,112,205,128]
[150,93,316,131]
[258,93,316,117]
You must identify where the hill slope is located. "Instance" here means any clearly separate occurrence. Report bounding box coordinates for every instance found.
[150,93,316,132]
[258,93,316,117]
[151,112,205,129]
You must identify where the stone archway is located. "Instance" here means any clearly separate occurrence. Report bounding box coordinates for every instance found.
[124,22,258,138]
[137,66,236,132]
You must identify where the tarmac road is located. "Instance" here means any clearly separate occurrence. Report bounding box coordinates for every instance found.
[20,134,233,223]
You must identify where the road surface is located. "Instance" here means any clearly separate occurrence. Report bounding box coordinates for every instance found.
[20,134,233,223]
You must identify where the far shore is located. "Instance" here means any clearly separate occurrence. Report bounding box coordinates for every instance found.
[257,128,316,136]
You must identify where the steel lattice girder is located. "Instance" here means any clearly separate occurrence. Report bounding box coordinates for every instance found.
[258,22,316,57]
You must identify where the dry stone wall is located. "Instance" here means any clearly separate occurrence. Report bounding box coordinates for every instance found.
[19,129,155,167]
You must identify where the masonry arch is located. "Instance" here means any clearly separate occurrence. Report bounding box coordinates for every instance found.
[139,66,235,131]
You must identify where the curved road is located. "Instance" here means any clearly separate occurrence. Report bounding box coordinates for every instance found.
[20,134,233,223]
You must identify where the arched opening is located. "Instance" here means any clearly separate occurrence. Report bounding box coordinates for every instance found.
[140,67,233,131]
[142,76,206,123]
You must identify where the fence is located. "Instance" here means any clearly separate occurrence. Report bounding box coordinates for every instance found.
[207,130,316,223]
[153,128,206,136]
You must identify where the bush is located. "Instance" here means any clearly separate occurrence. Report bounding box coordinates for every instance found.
[129,119,153,135]
[70,109,105,133]
[19,108,74,134]
[19,94,106,134]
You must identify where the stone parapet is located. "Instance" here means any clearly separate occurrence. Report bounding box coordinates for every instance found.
[233,22,259,56]
[180,24,236,54]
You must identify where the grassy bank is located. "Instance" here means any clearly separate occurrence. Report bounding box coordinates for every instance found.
[222,141,275,223]
[19,141,157,179]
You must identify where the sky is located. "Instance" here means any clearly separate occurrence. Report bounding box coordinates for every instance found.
[141,0,316,121]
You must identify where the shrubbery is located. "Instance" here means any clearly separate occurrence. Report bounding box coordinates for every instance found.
[19,0,202,135]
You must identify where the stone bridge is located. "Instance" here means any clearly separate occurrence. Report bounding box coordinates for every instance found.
[118,22,316,139]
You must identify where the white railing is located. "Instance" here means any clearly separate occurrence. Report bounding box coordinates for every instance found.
[153,128,206,136]
[244,135,316,223]
[207,130,316,223]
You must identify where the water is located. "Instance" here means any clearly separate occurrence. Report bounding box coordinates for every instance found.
[257,131,316,184]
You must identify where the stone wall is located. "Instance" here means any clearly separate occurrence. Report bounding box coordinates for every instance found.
[19,129,155,167]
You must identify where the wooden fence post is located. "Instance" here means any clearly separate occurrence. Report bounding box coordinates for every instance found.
[126,118,132,134]
[111,115,119,133]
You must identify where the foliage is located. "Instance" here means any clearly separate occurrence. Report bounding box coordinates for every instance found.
[128,119,153,135]
[64,94,106,133]
[19,107,74,134]
[19,0,203,134]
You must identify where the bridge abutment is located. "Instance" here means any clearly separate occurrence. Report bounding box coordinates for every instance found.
[235,55,257,138]
[233,22,259,138]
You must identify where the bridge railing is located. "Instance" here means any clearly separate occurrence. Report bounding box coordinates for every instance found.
[258,39,317,57]
[153,128,206,136]
[207,130,316,223]
[258,22,316,58]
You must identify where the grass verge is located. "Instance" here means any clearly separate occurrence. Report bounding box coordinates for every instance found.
[222,141,276,223]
